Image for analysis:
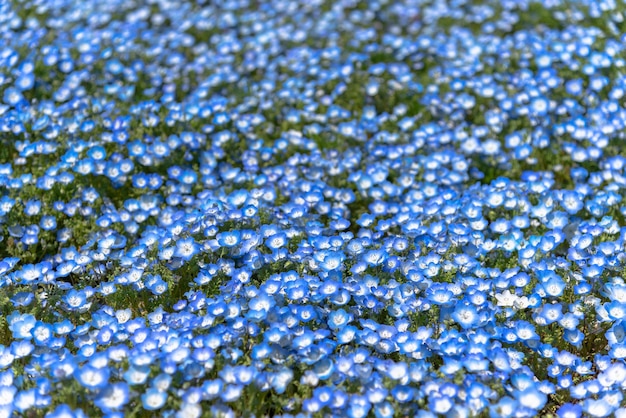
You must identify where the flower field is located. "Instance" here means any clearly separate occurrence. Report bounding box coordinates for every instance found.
[1,0,626,416]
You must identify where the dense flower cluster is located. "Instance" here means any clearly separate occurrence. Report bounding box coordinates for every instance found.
[1,0,626,416]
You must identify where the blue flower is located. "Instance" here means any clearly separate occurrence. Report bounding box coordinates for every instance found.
[247,294,275,321]
[556,403,583,418]
[174,237,199,261]
[18,264,42,283]
[515,321,539,341]
[32,321,53,346]
[561,191,584,214]
[537,303,563,325]
[52,319,75,336]
[123,366,151,386]
[94,382,129,412]
[583,398,614,417]
[146,277,168,296]
[10,291,33,307]
[75,365,110,390]
[3,87,23,106]
[217,230,241,248]
[451,303,479,329]
[319,251,345,272]
[8,313,36,339]
[152,374,173,392]
[14,388,36,412]
[11,339,34,358]
[63,289,89,311]
[141,388,167,411]
[541,275,566,298]
[265,232,287,251]
[516,386,547,411]
[347,395,371,418]
[328,309,352,330]
[46,404,87,418]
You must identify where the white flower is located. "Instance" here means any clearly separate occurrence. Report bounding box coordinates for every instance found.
[495,290,517,307]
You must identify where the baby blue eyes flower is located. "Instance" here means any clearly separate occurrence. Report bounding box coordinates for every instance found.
[141,388,168,411]
[247,294,275,321]
[561,191,584,214]
[604,302,626,321]
[529,96,550,116]
[3,87,23,106]
[328,309,352,330]
[124,366,151,386]
[542,275,566,298]
[32,321,53,345]
[45,404,86,418]
[24,200,42,216]
[265,233,287,250]
[14,388,36,412]
[217,230,241,248]
[10,291,33,307]
[11,339,34,358]
[63,289,89,311]
[8,313,36,339]
[319,251,345,272]
[94,383,129,412]
[75,365,110,390]
[516,387,547,411]
[53,319,75,336]
[451,304,479,329]
[146,277,168,296]
[428,287,454,305]
[174,237,199,261]
[515,321,540,341]
[606,321,626,345]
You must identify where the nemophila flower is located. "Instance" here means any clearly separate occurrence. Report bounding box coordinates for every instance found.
[75,365,109,390]
[22,199,41,216]
[1,0,626,413]
[32,321,53,346]
[123,366,151,386]
[515,321,539,341]
[174,237,199,261]
[3,87,24,106]
[8,313,36,339]
[151,374,173,392]
[606,321,626,345]
[583,398,615,417]
[604,301,626,321]
[363,248,387,266]
[94,383,129,413]
[53,319,75,336]
[328,309,352,330]
[14,388,36,413]
[428,286,454,305]
[537,303,563,325]
[46,404,87,418]
[262,231,287,251]
[541,275,566,298]
[10,291,33,307]
[141,388,167,411]
[217,230,241,248]
[63,289,89,311]
[318,251,345,272]
[560,191,584,214]
[451,303,479,329]
[11,339,34,358]
[18,264,42,283]
[247,294,275,321]
[98,282,117,296]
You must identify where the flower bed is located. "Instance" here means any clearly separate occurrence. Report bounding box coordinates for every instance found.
[0,0,625,417]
